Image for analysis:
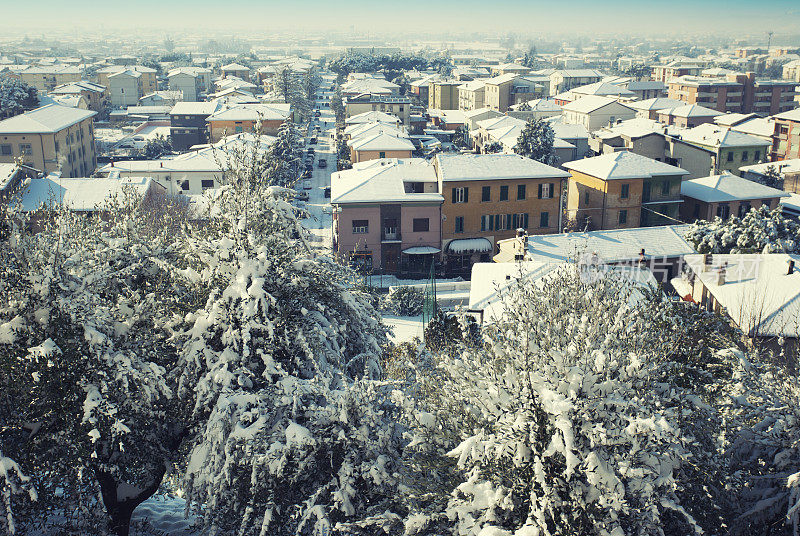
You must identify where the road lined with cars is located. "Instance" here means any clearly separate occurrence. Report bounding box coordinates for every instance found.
[297,72,338,247]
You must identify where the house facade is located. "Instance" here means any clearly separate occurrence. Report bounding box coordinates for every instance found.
[680,173,788,222]
[771,108,800,161]
[0,104,97,177]
[564,151,688,230]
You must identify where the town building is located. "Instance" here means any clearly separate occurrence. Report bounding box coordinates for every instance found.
[680,172,788,222]
[657,104,721,128]
[679,123,771,175]
[167,67,212,102]
[206,103,292,142]
[18,65,82,93]
[219,63,251,81]
[331,158,443,274]
[49,81,108,112]
[564,151,688,230]
[562,96,636,132]
[428,80,461,110]
[457,79,487,111]
[668,73,798,116]
[0,104,96,177]
[96,65,157,107]
[345,95,411,126]
[771,108,800,161]
[435,153,570,273]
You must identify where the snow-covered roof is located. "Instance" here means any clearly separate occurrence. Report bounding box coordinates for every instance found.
[345,111,400,125]
[435,153,569,182]
[563,151,687,180]
[447,237,492,254]
[571,81,635,97]
[681,173,789,203]
[683,253,800,337]
[484,73,518,85]
[713,113,759,127]
[509,98,562,112]
[346,122,407,142]
[20,176,154,212]
[341,78,399,95]
[740,159,800,177]
[550,122,590,140]
[97,65,156,74]
[207,103,291,122]
[220,63,250,72]
[0,163,21,191]
[350,132,415,152]
[476,115,525,132]
[170,101,223,116]
[594,117,679,140]
[0,104,95,134]
[773,108,800,122]
[50,81,106,94]
[626,97,684,112]
[728,117,775,139]
[625,80,666,91]
[680,124,771,148]
[331,158,442,204]
[659,104,722,119]
[562,95,634,114]
[469,261,656,322]
[499,225,695,264]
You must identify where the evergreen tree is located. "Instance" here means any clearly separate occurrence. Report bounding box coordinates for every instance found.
[452,125,470,150]
[0,78,38,119]
[514,118,558,165]
[685,205,800,254]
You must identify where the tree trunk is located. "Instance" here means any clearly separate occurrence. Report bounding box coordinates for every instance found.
[93,465,166,536]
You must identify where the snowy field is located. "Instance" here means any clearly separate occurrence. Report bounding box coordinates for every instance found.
[383,313,425,343]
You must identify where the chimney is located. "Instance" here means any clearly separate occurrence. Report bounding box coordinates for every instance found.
[703,253,712,271]
[160,162,163,168]
[717,262,727,285]
[789,260,795,275]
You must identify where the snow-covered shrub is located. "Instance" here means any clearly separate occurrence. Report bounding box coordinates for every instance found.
[685,206,800,254]
[405,266,707,535]
[382,286,425,316]
[423,310,462,352]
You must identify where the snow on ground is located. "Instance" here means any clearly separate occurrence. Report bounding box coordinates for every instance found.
[383,314,425,343]
[131,494,197,535]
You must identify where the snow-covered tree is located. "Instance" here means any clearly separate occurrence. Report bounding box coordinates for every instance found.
[0,192,198,536]
[263,121,304,187]
[514,118,558,166]
[685,205,800,254]
[483,141,504,154]
[273,65,311,122]
[452,126,470,150]
[403,266,721,535]
[0,79,38,119]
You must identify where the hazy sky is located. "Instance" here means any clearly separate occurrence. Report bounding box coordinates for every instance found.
[3,0,799,36]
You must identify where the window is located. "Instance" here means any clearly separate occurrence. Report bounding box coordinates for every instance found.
[481,186,491,202]
[538,182,554,199]
[480,215,489,231]
[499,185,509,201]
[180,180,190,191]
[742,151,749,162]
[584,190,590,205]
[379,151,386,158]
[235,126,243,133]
[454,216,464,233]
[517,184,526,200]
[19,143,32,156]
[618,209,627,225]
[738,202,751,218]
[0,144,11,156]
[620,183,629,199]
[726,151,734,162]
[413,218,429,232]
[352,220,369,233]
[661,180,670,196]
[754,151,761,162]
[716,203,730,219]
[452,187,469,203]
[540,211,549,228]
[201,179,214,190]
[512,213,529,229]
[54,141,59,153]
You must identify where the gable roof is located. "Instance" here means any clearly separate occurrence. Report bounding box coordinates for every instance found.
[207,103,291,122]
[680,173,789,203]
[563,150,687,180]
[0,104,95,134]
[345,110,400,125]
[350,132,415,152]
[627,97,684,112]
[331,158,441,204]
[435,153,569,182]
[20,176,154,212]
[562,95,634,114]
[571,81,635,97]
[660,104,722,119]
[220,63,250,71]
[680,123,771,148]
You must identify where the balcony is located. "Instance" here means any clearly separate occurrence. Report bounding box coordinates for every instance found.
[382,228,401,242]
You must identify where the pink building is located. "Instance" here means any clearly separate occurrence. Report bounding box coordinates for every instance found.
[331,159,443,274]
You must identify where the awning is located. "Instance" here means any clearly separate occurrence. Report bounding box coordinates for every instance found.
[402,246,441,255]
[446,237,493,254]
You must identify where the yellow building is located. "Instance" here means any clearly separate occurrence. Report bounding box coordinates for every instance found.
[428,80,461,110]
[0,104,97,177]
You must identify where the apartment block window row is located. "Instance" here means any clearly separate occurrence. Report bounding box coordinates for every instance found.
[352,220,369,234]
[538,182,555,199]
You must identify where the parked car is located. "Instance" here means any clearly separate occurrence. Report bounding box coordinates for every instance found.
[309,137,317,144]
[324,186,331,198]
[318,159,327,168]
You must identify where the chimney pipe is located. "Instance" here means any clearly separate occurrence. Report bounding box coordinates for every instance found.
[789,260,795,275]
[703,253,712,271]
[717,262,727,285]
[160,162,163,167]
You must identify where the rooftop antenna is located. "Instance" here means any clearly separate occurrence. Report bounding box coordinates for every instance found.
[767,31,774,51]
